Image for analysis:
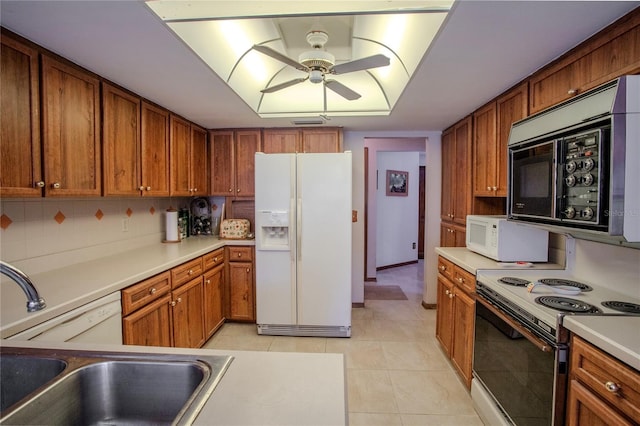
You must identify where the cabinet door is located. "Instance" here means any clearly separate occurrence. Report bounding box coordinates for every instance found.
[190,125,208,196]
[210,130,234,195]
[169,114,191,196]
[473,102,497,197]
[228,261,255,321]
[122,293,173,347]
[234,130,261,197]
[102,83,140,196]
[262,129,300,153]
[0,34,42,197]
[172,277,206,348]
[141,102,170,196]
[440,127,454,221]
[435,276,454,356]
[495,83,528,196]
[451,288,475,389]
[567,380,634,426]
[453,117,472,225]
[302,128,341,153]
[203,264,225,338]
[41,55,101,197]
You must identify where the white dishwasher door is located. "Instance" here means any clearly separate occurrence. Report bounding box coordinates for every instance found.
[8,292,123,344]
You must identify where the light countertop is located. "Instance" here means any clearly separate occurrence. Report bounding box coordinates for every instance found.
[562,316,640,370]
[0,339,347,426]
[435,247,564,274]
[1,236,254,338]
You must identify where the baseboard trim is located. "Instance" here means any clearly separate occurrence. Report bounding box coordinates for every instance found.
[365,277,377,282]
[352,302,365,308]
[376,260,418,271]
[421,301,437,310]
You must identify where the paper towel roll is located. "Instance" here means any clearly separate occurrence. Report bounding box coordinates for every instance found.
[165,209,179,242]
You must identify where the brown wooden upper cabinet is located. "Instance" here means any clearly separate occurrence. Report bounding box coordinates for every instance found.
[529,11,640,114]
[170,114,208,196]
[209,129,261,197]
[41,54,102,197]
[473,82,528,197]
[140,102,171,197]
[0,33,41,197]
[262,127,342,153]
[440,116,472,248]
[102,83,141,196]
[103,87,172,197]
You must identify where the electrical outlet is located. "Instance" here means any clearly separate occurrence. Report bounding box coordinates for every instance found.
[122,218,129,232]
[412,242,416,249]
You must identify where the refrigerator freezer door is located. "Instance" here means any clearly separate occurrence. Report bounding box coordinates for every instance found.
[296,153,352,327]
[255,154,297,325]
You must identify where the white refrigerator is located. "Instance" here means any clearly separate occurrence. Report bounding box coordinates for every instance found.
[255,152,352,337]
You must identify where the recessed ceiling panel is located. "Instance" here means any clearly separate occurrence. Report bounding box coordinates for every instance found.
[148,1,452,118]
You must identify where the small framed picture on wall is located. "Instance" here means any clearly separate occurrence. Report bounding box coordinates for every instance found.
[386,170,408,196]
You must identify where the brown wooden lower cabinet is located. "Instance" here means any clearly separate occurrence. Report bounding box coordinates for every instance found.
[122,248,227,348]
[435,255,476,389]
[226,246,255,322]
[203,263,225,339]
[567,335,640,425]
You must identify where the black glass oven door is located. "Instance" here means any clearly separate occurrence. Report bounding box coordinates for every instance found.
[509,140,556,219]
[473,299,556,425]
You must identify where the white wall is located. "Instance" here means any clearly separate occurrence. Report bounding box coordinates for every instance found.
[376,151,420,268]
[344,131,442,305]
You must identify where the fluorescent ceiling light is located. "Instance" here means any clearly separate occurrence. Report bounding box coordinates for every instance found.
[146,1,452,120]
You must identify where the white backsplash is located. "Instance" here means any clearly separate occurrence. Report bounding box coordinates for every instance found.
[0,197,193,273]
[567,237,640,297]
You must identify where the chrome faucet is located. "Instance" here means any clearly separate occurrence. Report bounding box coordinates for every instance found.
[0,261,46,312]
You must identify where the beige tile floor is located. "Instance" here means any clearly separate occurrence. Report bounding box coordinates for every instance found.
[203,261,484,425]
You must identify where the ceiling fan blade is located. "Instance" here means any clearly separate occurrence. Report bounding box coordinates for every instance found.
[261,77,309,93]
[330,54,390,75]
[252,45,308,72]
[324,79,361,101]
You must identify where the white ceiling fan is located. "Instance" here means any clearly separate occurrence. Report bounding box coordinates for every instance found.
[253,30,390,101]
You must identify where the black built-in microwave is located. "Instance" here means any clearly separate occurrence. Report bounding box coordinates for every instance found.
[509,124,610,231]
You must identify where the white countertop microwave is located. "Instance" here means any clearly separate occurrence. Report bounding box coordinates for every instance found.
[465,215,549,262]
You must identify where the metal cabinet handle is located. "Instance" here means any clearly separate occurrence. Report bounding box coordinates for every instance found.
[457,277,464,284]
[170,301,176,306]
[246,268,250,273]
[206,279,210,284]
[139,186,145,191]
[146,186,151,191]
[605,381,620,393]
[237,253,242,258]
[149,287,157,295]
[228,188,233,192]
[36,181,45,188]
[51,182,61,189]
[214,257,218,262]
[188,269,193,275]
[492,186,497,191]
[487,186,491,191]
[237,188,241,193]
[439,265,446,271]
[568,88,578,95]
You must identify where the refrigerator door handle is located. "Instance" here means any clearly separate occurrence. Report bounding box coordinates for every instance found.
[297,198,302,260]
[290,198,295,262]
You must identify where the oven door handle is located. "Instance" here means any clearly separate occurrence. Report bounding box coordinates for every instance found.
[477,297,554,353]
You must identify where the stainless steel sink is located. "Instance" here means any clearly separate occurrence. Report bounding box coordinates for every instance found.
[0,347,233,425]
[0,355,67,412]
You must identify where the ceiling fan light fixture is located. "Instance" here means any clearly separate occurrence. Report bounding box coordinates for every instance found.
[308,69,324,84]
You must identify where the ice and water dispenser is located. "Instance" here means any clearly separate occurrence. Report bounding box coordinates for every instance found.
[258,210,290,250]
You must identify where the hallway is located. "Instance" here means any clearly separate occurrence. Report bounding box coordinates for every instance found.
[203,261,483,425]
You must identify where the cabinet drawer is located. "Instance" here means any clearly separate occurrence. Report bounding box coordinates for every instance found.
[453,266,476,294]
[437,256,455,282]
[171,257,203,289]
[227,246,253,262]
[203,248,225,271]
[121,271,171,315]
[571,335,640,423]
